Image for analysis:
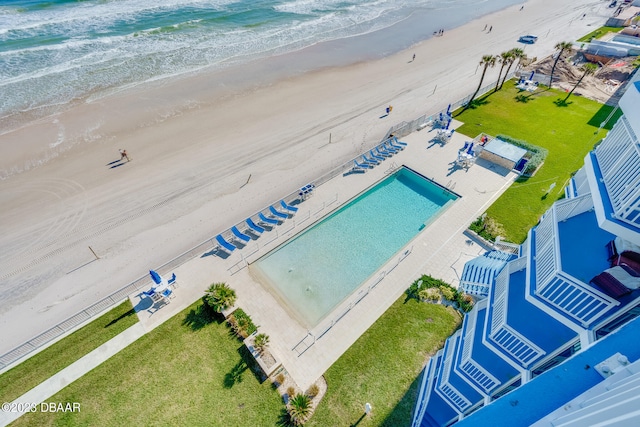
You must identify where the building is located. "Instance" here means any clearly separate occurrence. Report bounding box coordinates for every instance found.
[412,71,640,427]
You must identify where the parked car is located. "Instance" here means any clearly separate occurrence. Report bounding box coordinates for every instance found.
[518,34,538,44]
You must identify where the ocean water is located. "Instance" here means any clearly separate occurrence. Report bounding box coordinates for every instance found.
[0,0,521,132]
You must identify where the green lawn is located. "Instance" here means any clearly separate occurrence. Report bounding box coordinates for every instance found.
[0,300,138,403]
[455,81,622,243]
[308,298,462,427]
[11,302,283,427]
[10,294,460,427]
[577,26,623,43]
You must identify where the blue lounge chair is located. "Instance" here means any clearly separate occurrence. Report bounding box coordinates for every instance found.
[460,141,469,151]
[215,234,236,253]
[381,144,396,154]
[362,154,380,165]
[269,205,289,219]
[386,140,403,151]
[231,225,251,242]
[383,142,400,153]
[360,156,377,167]
[168,273,177,284]
[376,146,392,158]
[392,137,407,146]
[280,200,298,212]
[143,289,156,297]
[369,150,385,162]
[162,288,174,300]
[246,218,265,234]
[258,212,279,225]
[466,142,474,155]
[354,159,372,170]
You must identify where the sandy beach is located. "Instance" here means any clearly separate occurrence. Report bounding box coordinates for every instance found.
[0,0,611,355]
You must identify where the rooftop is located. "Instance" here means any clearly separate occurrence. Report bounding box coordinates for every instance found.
[483,138,527,163]
[456,315,640,427]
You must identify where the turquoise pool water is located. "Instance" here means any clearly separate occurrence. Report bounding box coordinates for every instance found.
[252,167,458,327]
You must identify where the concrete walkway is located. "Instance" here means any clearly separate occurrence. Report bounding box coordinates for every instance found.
[0,123,518,427]
[130,123,520,390]
[0,323,145,427]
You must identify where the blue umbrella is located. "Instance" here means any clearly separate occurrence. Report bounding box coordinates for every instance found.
[445,119,451,130]
[149,270,162,284]
[446,104,451,114]
[529,71,535,80]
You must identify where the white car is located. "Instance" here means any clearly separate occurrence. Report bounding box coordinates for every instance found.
[518,35,538,44]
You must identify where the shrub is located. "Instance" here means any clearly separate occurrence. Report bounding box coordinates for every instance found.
[254,333,270,354]
[286,386,296,397]
[439,286,456,302]
[418,287,441,302]
[204,282,237,313]
[306,384,319,398]
[407,275,474,313]
[275,373,285,386]
[496,134,548,176]
[288,394,312,426]
[228,308,257,338]
[469,215,506,242]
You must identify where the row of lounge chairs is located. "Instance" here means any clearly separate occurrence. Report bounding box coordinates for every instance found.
[214,200,299,254]
[352,137,407,172]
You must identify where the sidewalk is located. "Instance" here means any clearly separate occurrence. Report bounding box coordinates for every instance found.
[0,323,145,427]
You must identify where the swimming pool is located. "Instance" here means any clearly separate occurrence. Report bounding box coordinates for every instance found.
[252,167,458,327]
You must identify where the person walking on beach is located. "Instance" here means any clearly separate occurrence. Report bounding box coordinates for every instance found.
[483,24,487,31]
[119,149,130,162]
[412,53,416,61]
[388,105,393,114]
[488,26,492,33]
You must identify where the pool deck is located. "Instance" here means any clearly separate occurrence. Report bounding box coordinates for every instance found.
[130,123,518,390]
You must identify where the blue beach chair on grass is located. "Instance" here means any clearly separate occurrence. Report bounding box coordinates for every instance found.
[280,200,298,213]
[258,212,279,226]
[269,206,289,219]
[215,234,236,253]
[231,226,251,242]
[246,218,265,234]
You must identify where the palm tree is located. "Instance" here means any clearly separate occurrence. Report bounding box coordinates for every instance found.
[563,62,598,102]
[549,41,573,88]
[253,333,270,354]
[204,282,237,312]
[288,394,312,426]
[495,51,513,91]
[464,55,496,110]
[499,48,524,89]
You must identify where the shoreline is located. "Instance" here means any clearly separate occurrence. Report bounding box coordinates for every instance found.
[0,0,610,354]
[0,0,526,178]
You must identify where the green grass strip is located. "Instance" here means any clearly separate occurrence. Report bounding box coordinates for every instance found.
[577,26,623,43]
[455,81,622,243]
[0,300,138,403]
[308,297,462,426]
[11,302,283,427]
